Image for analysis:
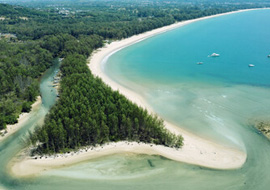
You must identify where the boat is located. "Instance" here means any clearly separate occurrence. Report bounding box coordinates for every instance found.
[248,64,255,67]
[267,55,270,58]
[197,62,203,65]
[210,53,220,57]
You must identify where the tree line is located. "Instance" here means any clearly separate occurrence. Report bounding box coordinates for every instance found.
[1,1,266,151]
[31,54,183,154]
[0,40,53,129]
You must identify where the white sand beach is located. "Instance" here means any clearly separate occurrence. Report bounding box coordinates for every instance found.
[9,9,259,178]
[10,136,245,177]
[0,96,42,143]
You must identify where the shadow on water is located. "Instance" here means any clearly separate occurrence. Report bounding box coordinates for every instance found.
[147,159,155,168]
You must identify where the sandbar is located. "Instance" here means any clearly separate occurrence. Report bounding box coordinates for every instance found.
[88,9,250,169]
[9,9,259,178]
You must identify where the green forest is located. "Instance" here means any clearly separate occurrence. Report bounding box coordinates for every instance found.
[0,40,53,129]
[0,1,268,153]
[31,54,183,154]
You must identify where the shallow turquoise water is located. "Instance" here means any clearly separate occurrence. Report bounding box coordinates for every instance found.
[1,9,270,190]
[105,9,270,148]
[107,10,270,86]
[0,63,59,189]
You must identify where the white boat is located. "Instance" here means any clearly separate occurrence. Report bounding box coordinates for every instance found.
[210,53,220,57]
[248,64,255,67]
[267,55,270,58]
[197,62,203,65]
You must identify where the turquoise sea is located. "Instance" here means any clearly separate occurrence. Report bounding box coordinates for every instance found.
[1,9,270,190]
[105,9,270,148]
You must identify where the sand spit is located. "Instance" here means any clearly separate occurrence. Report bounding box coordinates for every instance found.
[9,9,264,177]
[87,9,251,169]
[10,135,245,178]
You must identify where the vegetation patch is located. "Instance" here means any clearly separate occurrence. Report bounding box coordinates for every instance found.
[1,1,267,152]
[254,121,270,139]
[31,53,183,154]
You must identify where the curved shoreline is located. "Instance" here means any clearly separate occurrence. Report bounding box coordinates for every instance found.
[88,10,252,167]
[8,9,257,178]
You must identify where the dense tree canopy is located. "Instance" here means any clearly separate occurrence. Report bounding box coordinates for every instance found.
[0,40,53,129]
[1,1,267,151]
[32,54,183,154]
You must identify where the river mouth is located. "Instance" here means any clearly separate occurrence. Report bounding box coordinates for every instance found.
[1,9,270,190]
[0,61,59,189]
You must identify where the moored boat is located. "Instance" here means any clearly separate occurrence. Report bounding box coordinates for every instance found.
[210,53,220,57]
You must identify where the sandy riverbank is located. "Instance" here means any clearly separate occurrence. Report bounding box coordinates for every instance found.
[9,9,255,178]
[0,96,42,143]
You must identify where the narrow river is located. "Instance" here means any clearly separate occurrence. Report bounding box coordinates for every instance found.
[0,63,59,189]
[1,10,270,190]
